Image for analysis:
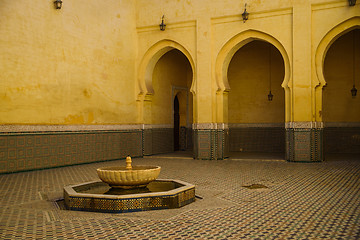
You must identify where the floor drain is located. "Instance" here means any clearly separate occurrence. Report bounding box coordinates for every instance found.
[242,184,268,189]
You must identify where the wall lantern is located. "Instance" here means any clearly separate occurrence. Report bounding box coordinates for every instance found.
[351,85,357,97]
[54,0,62,9]
[268,45,273,101]
[348,0,357,6]
[268,91,274,101]
[351,30,357,97]
[242,3,249,23]
[159,15,166,31]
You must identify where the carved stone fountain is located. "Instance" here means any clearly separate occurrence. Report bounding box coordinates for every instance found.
[97,156,161,189]
[64,156,195,213]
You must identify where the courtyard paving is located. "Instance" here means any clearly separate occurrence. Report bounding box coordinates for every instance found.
[0,153,359,239]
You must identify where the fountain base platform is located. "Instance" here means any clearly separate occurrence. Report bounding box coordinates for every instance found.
[64,179,195,213]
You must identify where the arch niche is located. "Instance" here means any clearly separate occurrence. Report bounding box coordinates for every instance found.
[315,17,360,157]
[138,40,195,155]
[215,30,291,158]
[138,39,196,99]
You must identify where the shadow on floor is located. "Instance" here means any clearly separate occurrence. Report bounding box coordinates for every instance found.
[146,151,286,161]
[144,152,360,162]
[324,153,360,162]
[228,152,285,161]
[144,151,194,159]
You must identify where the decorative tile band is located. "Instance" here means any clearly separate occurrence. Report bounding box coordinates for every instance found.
[4,122,343,132]
[0,124,143,133]
[286,128,323,162]
[229,127,285,153]
[0,125,182,173]
[192,123,229,130]
[141,124,173,130]
[285,122,324,129]
[0,124,178,133]
[324,127,360,153]
[193,128,228,160]
[229,123,284,128]
[324,122,360,127]
[0,130,143,174]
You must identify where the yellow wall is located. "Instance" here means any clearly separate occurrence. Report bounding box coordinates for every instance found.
[1,0,359,127]
[0,0,137,124]
[323,29,360,122]
[151,50,192,125]
[228,41,285,123]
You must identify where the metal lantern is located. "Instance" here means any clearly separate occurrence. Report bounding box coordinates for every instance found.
[159,15,166,31]
[351,85,357,97]
[242,4,249,23]
[54,0,62,9]
[268,45,273,101]
[351,31,357,97]
[268,91,273,101]
[348,0,357,6]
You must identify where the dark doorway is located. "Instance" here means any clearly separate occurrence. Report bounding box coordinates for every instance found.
[174,95,180,151]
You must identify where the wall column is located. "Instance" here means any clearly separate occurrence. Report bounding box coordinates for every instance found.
[286,1,323,162]
[137,93,153,156]
[193,16,227,160]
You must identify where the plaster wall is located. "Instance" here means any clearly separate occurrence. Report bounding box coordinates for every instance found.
[228,41,285,124]
[0,0,138,124]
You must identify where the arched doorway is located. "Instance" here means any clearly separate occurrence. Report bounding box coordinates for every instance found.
[323,28,360,158]
[151,49,193,154]
[227,40,286,159]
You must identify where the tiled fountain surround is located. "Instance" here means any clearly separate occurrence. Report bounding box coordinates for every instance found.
[64,179,196,213]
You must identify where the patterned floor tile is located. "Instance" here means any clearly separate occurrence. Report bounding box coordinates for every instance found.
[0,154,359,239]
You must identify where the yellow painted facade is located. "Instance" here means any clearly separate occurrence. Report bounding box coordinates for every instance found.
[1,0,138,124]
[1,0,359,126]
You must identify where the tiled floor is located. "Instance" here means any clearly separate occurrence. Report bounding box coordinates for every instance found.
[0,152,359,239]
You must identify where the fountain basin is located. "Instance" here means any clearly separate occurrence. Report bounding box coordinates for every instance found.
[64,179,195,213]
[97,165,161,188]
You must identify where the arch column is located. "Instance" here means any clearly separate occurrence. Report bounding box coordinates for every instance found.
[192,90,230,160]
[191,17,230,160]
[216,89,230,159]
[137,93,154,156]
[286,2,323,162]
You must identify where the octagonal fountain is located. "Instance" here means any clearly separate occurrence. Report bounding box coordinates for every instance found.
[64,156,195,213]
